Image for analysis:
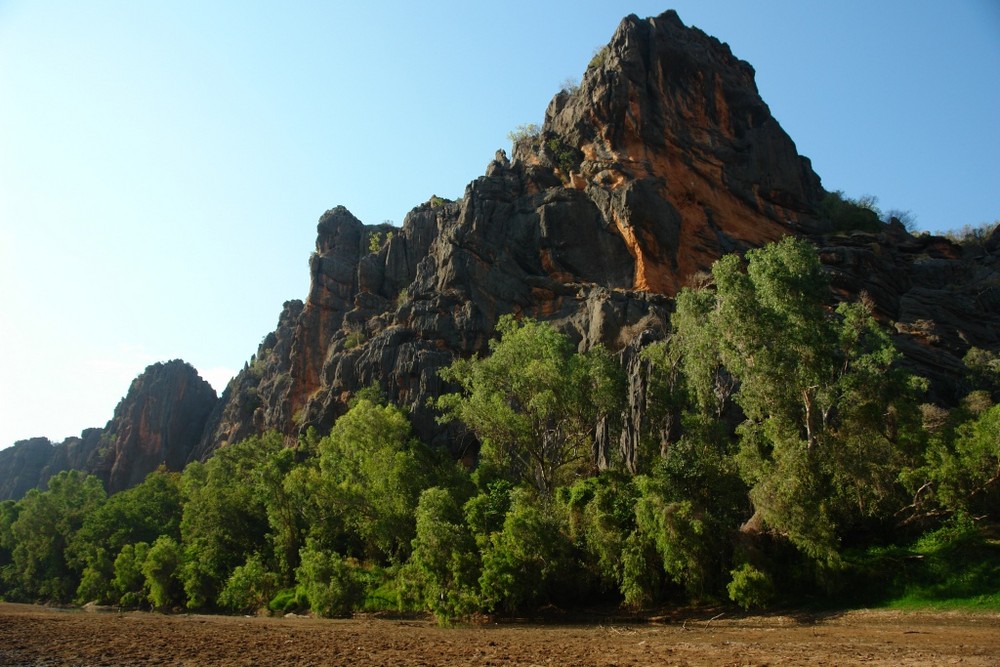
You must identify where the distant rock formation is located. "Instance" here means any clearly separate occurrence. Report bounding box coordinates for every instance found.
[96,360,217,494]
[0,360,216,500]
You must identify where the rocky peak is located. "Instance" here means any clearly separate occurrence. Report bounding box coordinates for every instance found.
[97,359,217,493]
[513,10,825,295]
[0,361,217,499]
[196,10,833,456]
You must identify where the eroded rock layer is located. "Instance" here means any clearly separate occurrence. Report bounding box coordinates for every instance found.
[4,10,997,497]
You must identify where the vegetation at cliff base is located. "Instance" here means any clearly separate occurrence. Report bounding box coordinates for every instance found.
[1,238,998,622]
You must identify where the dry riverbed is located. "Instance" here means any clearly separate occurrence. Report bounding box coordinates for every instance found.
[1,602,998,666]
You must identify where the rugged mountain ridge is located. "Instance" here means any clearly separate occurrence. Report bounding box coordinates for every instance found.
[200,10,999,458]
[0,360,216,499]
[4,10,998,498]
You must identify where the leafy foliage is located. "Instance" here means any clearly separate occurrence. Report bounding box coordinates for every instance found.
[179,433,284,608]
[400,487,479,623]
[68,468,182,604]
[727,563,774,610]
[7,471,105,602]
[817,190,884,233]
[506,123,540,146]
[142,535,182,609]
[671,237,920,562]
[219,553,279,614]
[112,542,150,608]
[438,315,624,494]
[2,237,997,619]
[296,541,363,618]
[478,488,577,613]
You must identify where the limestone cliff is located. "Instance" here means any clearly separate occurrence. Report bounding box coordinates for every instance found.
[199,10,998,463]
[5,10,997,496]
[0,361,216,500]
[196,10,825,456]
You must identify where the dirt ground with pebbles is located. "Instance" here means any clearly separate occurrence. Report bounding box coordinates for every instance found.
[1,602,998,666]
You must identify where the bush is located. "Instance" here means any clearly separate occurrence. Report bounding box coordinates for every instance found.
[343,329,366,350]
[558,473,639,597]
[142,536,182,609]
[727,563,774,610]
[218,554,279,614]
[507,123,540,146]
[817,191,883,233]
[478,488,576,613]
[588,46,609,70]
[634,479,720,598]
[943,221,999,247]
[545,136,582,176]
[113,542,150,607]
[268,586,309,614]
[400,488,479,624]
[296,542,363,618]
[620,532,661,608]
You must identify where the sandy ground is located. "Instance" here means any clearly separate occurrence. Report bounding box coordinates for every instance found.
[0,602,998,666]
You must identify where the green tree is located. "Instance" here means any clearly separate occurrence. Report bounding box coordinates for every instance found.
[924,403,1000,517]
[0,500,21,597]
[179,433,285,608]
[67,468,183,604]
[478,488,576,613]
[295,541,363,618]
[400,487,479,623]
[308,399,440,562]
[462,479,513,550]
[218,553,279,614]
[438,315,624,494]
[8,470,105,601]
[142,535,182,609]
[963,347,1000,399]
[558,472,639,597]
[633,480,720,599]
[112,541,150,607]
[671,237,921,562]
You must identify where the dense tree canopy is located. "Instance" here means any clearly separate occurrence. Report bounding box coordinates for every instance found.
[437,314,624,494]
[1,239,996,620]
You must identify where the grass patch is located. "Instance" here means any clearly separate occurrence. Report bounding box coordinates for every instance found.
[843,517,1000,612]
[357,565,402,613]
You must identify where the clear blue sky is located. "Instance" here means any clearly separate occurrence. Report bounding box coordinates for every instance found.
[1,1,998,449]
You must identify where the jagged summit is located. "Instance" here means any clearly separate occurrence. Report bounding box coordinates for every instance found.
[192,10,839,456]
[0,360,216,499]
[522,9,825,294]
[2,10,998,498]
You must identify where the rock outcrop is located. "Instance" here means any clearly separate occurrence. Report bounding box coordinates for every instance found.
[0,361,216,500]
[198,10,998,463]
[819,221,1000,401]
[5,10,998,495]
[96,360,217,493]
[195,10,825,457]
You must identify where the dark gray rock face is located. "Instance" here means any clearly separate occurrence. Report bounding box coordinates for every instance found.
[196,10,999,465]
[1,362,216,499]
[0,430,111,500]
[0,438,62,500]
[819,223,1000,402]
[8,10,997,495]
[96,360,217,494]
